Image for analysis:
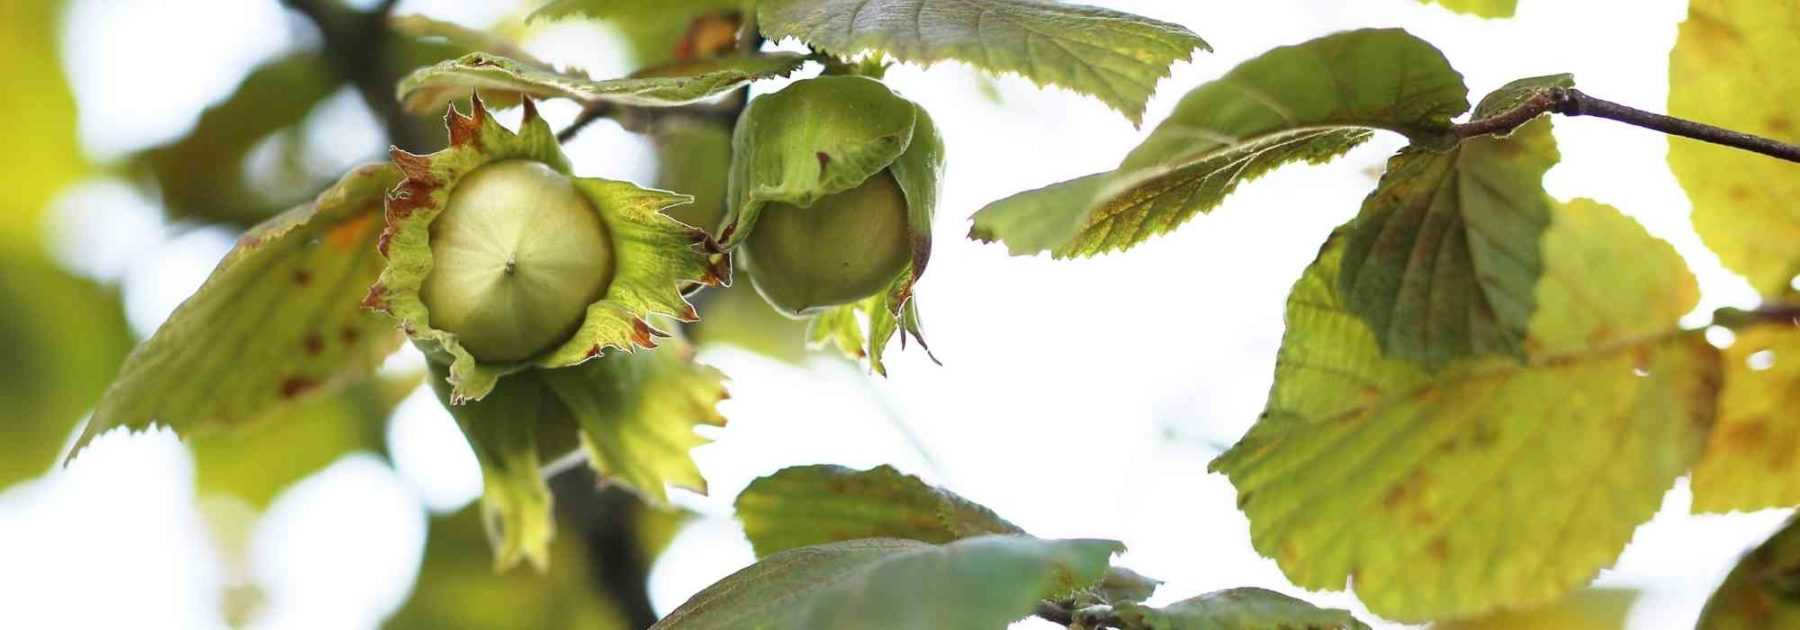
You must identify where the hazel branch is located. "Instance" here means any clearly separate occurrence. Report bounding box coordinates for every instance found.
[1453,88,1800,164]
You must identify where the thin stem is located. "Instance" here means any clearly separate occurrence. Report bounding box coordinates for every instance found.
[1453,88,1800,164]
[557,102,616,142]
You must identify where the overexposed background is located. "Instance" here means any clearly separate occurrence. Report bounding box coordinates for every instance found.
[4,0,1790,628]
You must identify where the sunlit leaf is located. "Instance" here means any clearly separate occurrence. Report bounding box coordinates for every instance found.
[386,507,631,630]
[1418,0,1517,18]
[735,464,1024,557]
[429,362,558,572]
[1211,199,1718,621]
[1668,0,1800,296]
[1691,322,1800,513]
[397,52,806,115]
[73,164,405,458]
[651,536,1121,629]
[1108,587,1368,630]
[1436,589,1638,629]
[970,28,1468,258]
[0,0,82,252]
[755,0,1208,125]
[1338,76,1569,370]
[0,255,133,487]
[529,0,745,67]
[1697,517,1800,629]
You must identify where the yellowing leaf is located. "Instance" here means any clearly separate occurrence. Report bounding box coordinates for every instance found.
[1419,0,1517,18]
[1669,0,1800,296]
[970,29,1468,258]
[1110,587,1368,630]
[651,536,1121,629]
[397,52,806,114]
[1436,589,1638,630]
[1210,199,1718,622]
[74,164,405,458]
[1691,322,1800,512]
[1697,517,1800,629]
[756,0,1206,125]
[1339,76,1569,370]
[734,464,1023,557]
[0,0,83,253]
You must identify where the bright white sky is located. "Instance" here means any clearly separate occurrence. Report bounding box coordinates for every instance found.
[6,0,1792,628]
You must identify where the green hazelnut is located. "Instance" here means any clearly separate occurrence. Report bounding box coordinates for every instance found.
[740,170,911,316]
[420,160,614,363]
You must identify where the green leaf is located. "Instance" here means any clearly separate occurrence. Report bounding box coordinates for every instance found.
[0,255,134,487]
[755,0,1208,125]
[1418,0,1517,18]
[429,362,557,572]
[192,371,419,509]
[1108,587,1368,630]
[651,535,1122,629]
[397,52,806,115]
[0,0,83,252]
[1435,589,1638,629]
[539,340,729,503]
[386,507,632,630]
[1698,517,1800,630]
[653,115,735,233]
[1210,199,1719,622]
[529,0,745,68]
[734,464,1024,557]
[1691,322,1800,513]
[72,164,405,459]
[1668,0,1800,296]
[969,28,1469,258]
[1338,76,1570,370]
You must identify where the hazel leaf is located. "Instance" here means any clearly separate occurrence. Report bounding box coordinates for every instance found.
[1210,199,1718,622]
[1697,517,1800,629]
[72,164,406,459]
[1108,588,1368,630]
[1437,589,1639,630]
[397,52,806,114]
[755,0,1208,125]
[970,28,1469,258]
[651,536,1122,630]
[734,464,1024,558]
[429,362,557,572]
[1690,322,1800,513]
[528,0,745,67]
[1668,0,1800,296]
[1418,0,1517,18]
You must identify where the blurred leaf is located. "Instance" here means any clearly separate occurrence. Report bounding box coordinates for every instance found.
[1668,0,1800,296]
[1339,77,1569,370]
[386,507,630,630]
[137,52,342,225]
[0,0,83,253]
[391,14,550,70]
[1210,200,1718,622]
[73,165,405,458]
[970,28,1469,258]
[651,535,1121,629]
[1108,587,1368,630]
[755,0,1209,125]
[1435,589,1638,629]
[430,361,559,573]
[685,279,812,363]
[1418,0,1517,18]
[1698,517,1800,630]
[539,340,729,503]
[191,371,421,509]
[735,464,1024,557]
[1691,322,1800,512]
[0,255,133,487]
[652,116,734,233]
[531,0,745,68]
[397,52,806,115]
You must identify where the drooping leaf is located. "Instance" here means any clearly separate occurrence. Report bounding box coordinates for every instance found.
[1337,76,1569,370]
[969,28,1469,258]
[385,507,631,630]
[1697,517,1800,630]
[191,371,420,509]
[734,464,1023,557]
[73,164,406,458]
[1210,199,1719,622]
[1690,322,1800,513]
[1107,587,1368,630]
[1418,0,1517,18]
[651,535,1121,629]
[429,362,558,572]
[1668,0,1800,296]
[538,339,729,503]
[755,0,1208,124]
[1435,589,1638,629]
[0,255,134,487]
[397,52,806,115]
[529,0,745,68]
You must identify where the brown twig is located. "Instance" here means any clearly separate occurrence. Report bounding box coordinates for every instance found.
[1453,87,1800,164]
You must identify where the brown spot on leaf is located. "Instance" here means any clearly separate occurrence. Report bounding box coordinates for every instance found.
[816,151,831,173]
[1769,116,1794,136]
[390,149,433,181]
[1428,537,1449,561]
[280,377,318,399]
[292,269,312,286]
[362,285,389,311]
[584,344,604,359]
[630,320,659,348]
[303,333,324,356]
[340,326,361,345]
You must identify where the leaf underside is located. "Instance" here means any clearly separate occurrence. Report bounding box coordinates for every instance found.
[734,464,1025,558]
[398,52,807,114]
